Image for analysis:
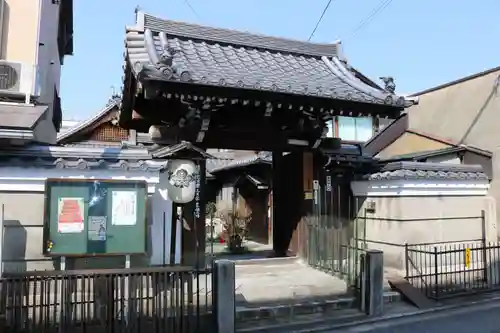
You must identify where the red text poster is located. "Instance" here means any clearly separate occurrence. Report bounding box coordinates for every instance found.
[57,197,84,233]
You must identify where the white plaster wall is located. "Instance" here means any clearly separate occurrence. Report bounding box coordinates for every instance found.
[149,171,179,266]
[0,167,160,193]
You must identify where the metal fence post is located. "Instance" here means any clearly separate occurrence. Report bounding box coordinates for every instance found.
[433,247,439,300]
[404,243,409,279]
[363,249,384,316]
[481,210,488,283]
[213,259,235,333]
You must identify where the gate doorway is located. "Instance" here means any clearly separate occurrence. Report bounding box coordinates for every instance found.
[116,7,416,322]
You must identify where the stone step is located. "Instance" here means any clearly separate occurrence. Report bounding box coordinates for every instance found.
[234,256,300,267]
[236,291,401,332]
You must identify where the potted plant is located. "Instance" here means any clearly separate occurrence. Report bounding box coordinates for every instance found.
[217,208,251,253]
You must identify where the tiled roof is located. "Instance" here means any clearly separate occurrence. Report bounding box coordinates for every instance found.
[0,144,165,172]
[150,141,215,159]
[57,97,120,143]
[209,151,272,173]
[124,11,414,107]
[367,162,488,181]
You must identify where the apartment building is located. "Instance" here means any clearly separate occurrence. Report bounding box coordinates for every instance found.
[0,0,73,146]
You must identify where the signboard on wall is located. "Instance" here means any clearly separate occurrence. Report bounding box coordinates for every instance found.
[43,179,147,257]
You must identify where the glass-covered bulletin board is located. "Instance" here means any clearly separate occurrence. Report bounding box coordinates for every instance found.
[43,179,147,256]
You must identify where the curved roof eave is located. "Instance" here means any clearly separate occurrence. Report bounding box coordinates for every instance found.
[322,56,416,108]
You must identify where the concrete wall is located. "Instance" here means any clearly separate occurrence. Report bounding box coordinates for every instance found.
[2,0,66,144]
[358,196,496,271]
[352,178,496,277]
[1,192,51,271]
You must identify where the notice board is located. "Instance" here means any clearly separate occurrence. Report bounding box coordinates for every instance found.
[43,179,147,256]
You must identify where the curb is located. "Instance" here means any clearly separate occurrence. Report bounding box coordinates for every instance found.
[236,292,401,331]
[291,293,500,332]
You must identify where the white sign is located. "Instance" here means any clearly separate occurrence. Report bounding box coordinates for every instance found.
[111,191,137,226]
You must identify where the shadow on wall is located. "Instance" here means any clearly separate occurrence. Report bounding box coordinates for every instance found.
[2,220,27,273]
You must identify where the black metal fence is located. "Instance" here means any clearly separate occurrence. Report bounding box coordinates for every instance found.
[303,221,366,288]
[301,171,367,293]
[405,241,500,300]
[0,265,214,333]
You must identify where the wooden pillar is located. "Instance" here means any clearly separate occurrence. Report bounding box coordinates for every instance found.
[299,152,314,257]
[302,152,314,213]
[271,151,285,256]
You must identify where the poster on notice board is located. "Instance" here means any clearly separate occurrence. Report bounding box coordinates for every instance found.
[88,216,107,241]
[111,191,137,226]
[57,197,85,233]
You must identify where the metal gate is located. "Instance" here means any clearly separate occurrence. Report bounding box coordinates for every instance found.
[302,169,366,291]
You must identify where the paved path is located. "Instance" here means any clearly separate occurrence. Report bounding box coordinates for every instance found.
[334,301,500,333]
[235,260,349,306]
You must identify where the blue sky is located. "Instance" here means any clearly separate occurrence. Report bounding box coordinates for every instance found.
[61,0,500,120]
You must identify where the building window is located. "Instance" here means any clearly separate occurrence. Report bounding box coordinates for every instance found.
[326,116,374,142]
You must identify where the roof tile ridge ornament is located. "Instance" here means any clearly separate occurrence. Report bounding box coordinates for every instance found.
[322,55,415,107]
[321,55,387,103]
[127,7,145,32]
[144,28,191,82]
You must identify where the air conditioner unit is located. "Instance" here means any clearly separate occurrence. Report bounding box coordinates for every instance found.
[0,60,41,103]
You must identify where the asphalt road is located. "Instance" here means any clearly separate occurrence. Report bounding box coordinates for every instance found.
[331,302,500,333]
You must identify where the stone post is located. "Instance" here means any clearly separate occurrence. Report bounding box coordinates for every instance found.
[364,249,384,316]
[213,259,235,333]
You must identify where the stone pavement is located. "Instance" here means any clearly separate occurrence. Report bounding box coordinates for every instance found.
[234,259,350,306]
[233,257,404,307]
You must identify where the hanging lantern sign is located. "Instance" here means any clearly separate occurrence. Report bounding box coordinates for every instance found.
[166,159,198,204]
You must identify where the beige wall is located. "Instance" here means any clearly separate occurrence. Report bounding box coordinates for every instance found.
[358,195,497,273]
[376,132,451,159]
[1,0,66,144]
[488,150,500,239]
[2,0,39,64]
[409,69,500,151]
